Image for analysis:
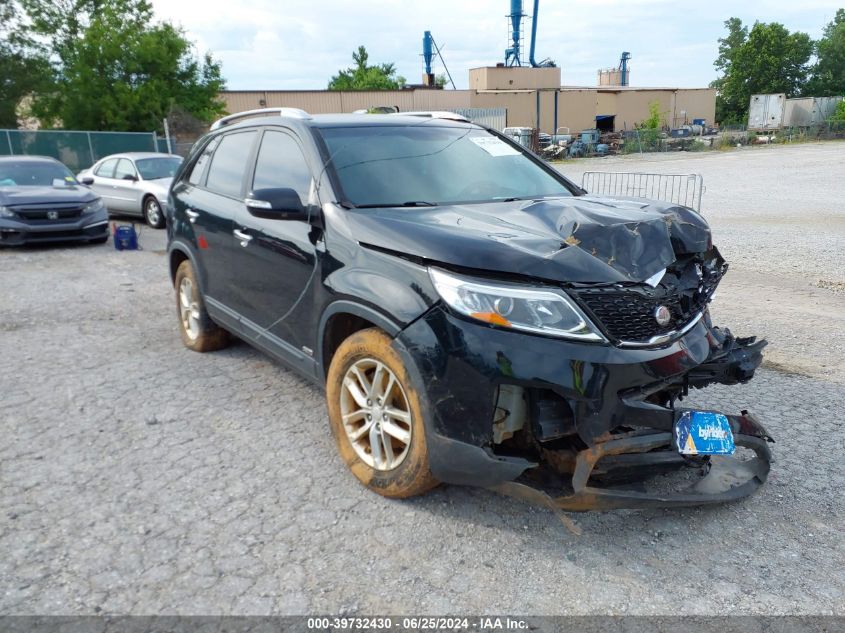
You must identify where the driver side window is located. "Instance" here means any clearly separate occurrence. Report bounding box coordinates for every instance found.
[252,130,313,204]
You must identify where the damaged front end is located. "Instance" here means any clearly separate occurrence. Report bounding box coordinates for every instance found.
[365,194,773,511]
[487,251,773,511]
[487,317,772,511]
[394,245,772,511]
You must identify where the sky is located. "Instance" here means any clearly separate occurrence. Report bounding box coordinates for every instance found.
[150,0,844,91]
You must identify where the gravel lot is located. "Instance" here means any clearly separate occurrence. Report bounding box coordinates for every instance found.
[1,142,843,615]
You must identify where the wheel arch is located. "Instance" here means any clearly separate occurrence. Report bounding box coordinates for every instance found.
[318,301,402,378]
[168,242,200,289]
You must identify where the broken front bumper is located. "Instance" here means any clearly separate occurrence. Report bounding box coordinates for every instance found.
[395,305,773,511]
[495,411,772,511]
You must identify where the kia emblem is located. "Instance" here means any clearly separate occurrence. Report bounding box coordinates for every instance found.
[654,305,672,326]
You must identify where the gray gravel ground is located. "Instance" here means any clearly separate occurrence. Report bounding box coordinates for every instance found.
[1,143,844,615]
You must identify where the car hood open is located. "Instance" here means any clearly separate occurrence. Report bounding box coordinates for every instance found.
[346,196,712,284]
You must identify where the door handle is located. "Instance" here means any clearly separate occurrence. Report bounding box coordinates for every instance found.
[185,209,199,223]
[234,228,253,247]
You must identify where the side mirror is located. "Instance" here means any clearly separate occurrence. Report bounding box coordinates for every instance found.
[122,174,138,182]
[245,187,308,221]
[80,176,94,185]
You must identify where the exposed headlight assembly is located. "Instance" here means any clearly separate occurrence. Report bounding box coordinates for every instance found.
[428,267,606,342]
[83,199,105,214]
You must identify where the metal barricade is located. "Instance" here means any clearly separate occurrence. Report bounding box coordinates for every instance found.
[580,171,705,212]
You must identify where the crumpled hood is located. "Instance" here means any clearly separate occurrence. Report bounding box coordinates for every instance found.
[0,185,97,207]
[346,196,711,284]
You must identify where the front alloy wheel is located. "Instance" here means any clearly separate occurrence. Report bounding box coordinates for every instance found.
[339,358,413,470]
[326,328,438,498]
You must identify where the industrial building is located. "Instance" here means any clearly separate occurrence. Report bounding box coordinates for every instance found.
[220,79,716,135]
[220,0,716,135]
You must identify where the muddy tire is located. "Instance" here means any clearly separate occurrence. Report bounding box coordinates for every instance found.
[174,260,229,352]
[326,328,438,498]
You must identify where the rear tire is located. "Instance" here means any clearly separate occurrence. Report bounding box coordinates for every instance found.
[174,260,229,352]
[326,328,438,498]
[144,196,165,229]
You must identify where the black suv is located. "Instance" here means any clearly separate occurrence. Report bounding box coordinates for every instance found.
[167,108,772,511]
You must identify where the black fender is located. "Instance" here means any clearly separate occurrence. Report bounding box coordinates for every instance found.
[316,300,406,380]
[167,239,204,292]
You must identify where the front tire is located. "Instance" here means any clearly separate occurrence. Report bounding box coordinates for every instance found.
[144,196,165,229]
[326,328,438,498]
[174,260,229,352]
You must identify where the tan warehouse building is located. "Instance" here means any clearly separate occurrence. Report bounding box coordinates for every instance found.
[220,66,715,133]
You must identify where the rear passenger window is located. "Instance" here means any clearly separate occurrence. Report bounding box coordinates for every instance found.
[205,131,256,197]
[252,130,313,202]
[187,137,220,186]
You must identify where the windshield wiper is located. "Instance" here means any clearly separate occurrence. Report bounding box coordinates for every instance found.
[355,201,438,209]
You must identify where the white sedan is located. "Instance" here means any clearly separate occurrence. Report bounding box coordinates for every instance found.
[78,152,182,228]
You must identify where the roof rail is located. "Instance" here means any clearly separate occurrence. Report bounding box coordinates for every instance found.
[210,107,312,131]
[393,111,470,122]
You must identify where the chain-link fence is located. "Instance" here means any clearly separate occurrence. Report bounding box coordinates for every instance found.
[0,129,164,172]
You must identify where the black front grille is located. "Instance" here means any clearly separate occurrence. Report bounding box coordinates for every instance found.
[14,206,83,221]
[574,287,701,344]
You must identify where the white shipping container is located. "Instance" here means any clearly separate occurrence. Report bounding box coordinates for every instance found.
[783,96,844,126]
[783,98,814,127]
[748,94,785,131]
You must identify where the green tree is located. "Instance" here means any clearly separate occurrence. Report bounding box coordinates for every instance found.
[0,2,51,127]
[807,9,845,96]
[328,46,406,90]
[711,19,813,124]
[830,99,845,121]
[638,100,664,129]
[22,0,225,131]
[710,17,747,123]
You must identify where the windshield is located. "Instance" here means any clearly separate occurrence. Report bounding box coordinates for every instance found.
[318,125,575,207]
[135,157,182,181]
[0,160,76,187]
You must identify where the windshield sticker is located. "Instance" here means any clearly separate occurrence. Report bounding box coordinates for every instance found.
[470,136,521,157]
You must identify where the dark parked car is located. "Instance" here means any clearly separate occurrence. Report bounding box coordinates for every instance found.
[167,108,772,510]
[0,156,109,246]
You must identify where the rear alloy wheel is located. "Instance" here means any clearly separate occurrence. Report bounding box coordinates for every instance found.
[173,260,229,352]
[144,196,165,228]
[326,328,438,498]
